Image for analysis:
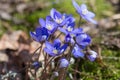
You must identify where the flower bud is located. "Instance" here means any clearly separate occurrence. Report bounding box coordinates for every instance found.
[59,58,69,68]
[87,50,97,61]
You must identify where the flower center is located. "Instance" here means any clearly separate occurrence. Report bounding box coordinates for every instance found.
[47,25,53,30]
[67,27,73,32]
[82,9,88,15]
[56,18,63,24]
[53,49,58,54]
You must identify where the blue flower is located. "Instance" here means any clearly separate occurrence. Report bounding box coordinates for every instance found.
[65,34,75,44]
[87,50,97,61]
[64,28,83,44]
[59,58,69,68]
[58,16,75,34]
[50,8,73,26]
[44,39,68,56]
[72,44,84,58]
[76,33,91,47]
[32,61,42,70]
[39,16,58,34]
[30,27,49,42]
[50,8,65,25]
[72,0,97,24]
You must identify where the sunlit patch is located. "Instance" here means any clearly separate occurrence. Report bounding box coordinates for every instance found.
[82,9,88,15]
[53,49,58,54]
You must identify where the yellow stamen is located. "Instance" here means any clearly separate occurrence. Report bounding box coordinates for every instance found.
[53,49,58,54]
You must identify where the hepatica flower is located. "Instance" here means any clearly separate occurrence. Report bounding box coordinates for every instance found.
[39,16,58,34]
[44,39,68,56]
[72,0,97,24]
[30,27,49,42]
[87,50,97,61]
[72,44,84,58]
[50,8,65,25]
[64,28,83,44]
[59,58,69,68]
[50,8,73,26]
[76,33,91,47]
[59,16,75,34]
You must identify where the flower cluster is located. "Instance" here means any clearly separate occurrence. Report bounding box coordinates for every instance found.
[30,0,97,69]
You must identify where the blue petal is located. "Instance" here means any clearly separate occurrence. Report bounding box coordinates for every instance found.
[58,27,68,34]
[86,11,95,18]
[45,41,54,50]
[66,16,75,24]
[59,44,68,53]
[72,0,81,13]
[32,61,41,69]
[35,27,42,36]
[80,4,87,10]
[76,33,91,46]
[53,39,61,49]
[72,28,83,35]
[39,18,46,27]
[45,17,58,34]
[72,45,84,58]
[44,48,55,56]
[41,27,49,37]
[87,50,97,61]
[87,18,97,24]
[46,15,52,21]
[50,8,62,22]
[30,32,37,40]
[87,56,95,61]
[66,22,75,29]
[72,50,84,58]
[65,34,71,42]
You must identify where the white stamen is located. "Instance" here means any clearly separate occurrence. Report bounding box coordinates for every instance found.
[82,9,88,15]
[53,49,58,54]
[56,18,63,24]
[47,25,53,30]
[67,27,73,32]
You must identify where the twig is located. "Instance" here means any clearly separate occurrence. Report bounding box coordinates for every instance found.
[40,57,55,79]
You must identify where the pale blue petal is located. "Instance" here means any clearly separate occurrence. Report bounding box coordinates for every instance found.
[39,18,46,27]
[87,18,97,24]
[72,0,81,13]
[44,48,55,56]
[53,39,61,49]
[72,28,83,34]
[58,27,68,34]
[50,8,62,22]
[86,11,95,18]
[80,4,87,10]
[45,41,54,50]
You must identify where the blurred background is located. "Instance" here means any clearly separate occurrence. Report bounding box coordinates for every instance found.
[0,0,120,80]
